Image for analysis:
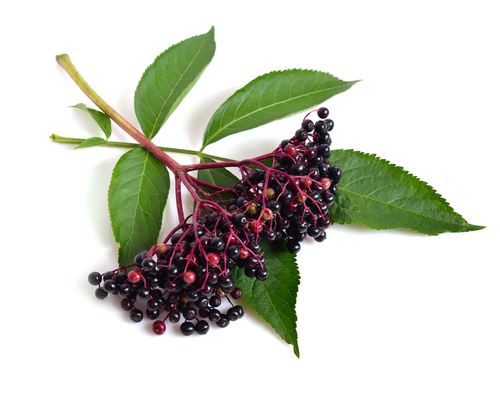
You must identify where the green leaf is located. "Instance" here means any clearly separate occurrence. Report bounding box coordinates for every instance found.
[134,27,216,139]
[233,241,300,358]
[197,155,239,202]
[74,137,107,149]
[201,69,358,150]
[108,147,170,268]
[329,149,485,235]
[71,103,112,139]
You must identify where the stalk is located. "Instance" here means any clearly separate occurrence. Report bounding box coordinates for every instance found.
[56,54,180,173]
[49,134,233,162]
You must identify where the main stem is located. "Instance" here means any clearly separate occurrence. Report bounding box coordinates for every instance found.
[56,54,181,174]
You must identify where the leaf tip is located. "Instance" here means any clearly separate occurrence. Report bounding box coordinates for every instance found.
[293,345,300,358]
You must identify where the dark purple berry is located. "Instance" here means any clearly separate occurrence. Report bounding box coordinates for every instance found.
[208,308,222,322]
[130,308,143,323]
[216,315,230,328]
[302,119,314,133]
[314,120,327,134]
[295,129,308,142]
[180,322,195,336]
[255,267,269,281]
[146,308,160,320]
[183,306,197,321]
[136,286,150,300]
[209,237,225,252]
[195,320,210,335]
[88,272,102,286]
[168,310,181,323]
[95,287,108,300]
[141,257,156,270]
[227,307,240,321]
[317,107,329,119]
[102,279,117,294]
[147,298,161,311]
[209,295,222,308]
[120,298,134,311]
[329,166,342,184]
[325,119,334,131]
[233,305,244,318]
[315,230,327,242]
[287,241,301,254]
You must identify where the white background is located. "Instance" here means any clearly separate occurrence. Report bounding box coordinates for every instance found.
[2,1,499,392]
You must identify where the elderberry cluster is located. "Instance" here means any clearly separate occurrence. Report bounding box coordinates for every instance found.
[88,107,342,337]
[233,107,342,254]
[88,203,268,335]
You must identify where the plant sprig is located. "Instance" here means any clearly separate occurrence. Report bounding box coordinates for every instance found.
[54,27,483,357]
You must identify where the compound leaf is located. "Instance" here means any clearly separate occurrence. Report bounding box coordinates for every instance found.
[233,241,300,358]
[108,147,170,268]
[201,69,358,150]
[329,149,485,235]
[134,27,216,139]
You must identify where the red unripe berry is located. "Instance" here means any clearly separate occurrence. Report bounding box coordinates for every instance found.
[152,321,166,335]
[300,178,312,188]
[230,287,242,299]
[239,247,249,259]
[287,200,299,212]
[127,270,142,284]
[183,271,196,284]
[321,178,331,189]
[249,221,263,233]
[283,143,296,157]
[176,242,188,256]
[224,234,238,244]
[187,253,198,266]
[206,252,220,266]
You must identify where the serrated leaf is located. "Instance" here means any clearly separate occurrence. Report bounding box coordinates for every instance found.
[233,241,300,358]
[201,70,358,150]
[134,27,216,139]
[71,103,112,139]
[74,137,107,149]
[108,147,170,268]
[329,149,485,235]
[197,155,239,202]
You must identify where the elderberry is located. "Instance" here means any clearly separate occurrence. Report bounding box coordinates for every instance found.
[88,272,102,286]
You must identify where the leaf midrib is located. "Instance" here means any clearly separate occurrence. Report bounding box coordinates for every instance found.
[338,185,470,228]
[123,152,150,262]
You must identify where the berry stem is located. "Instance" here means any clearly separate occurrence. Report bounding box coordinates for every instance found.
[174,175,185,224]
